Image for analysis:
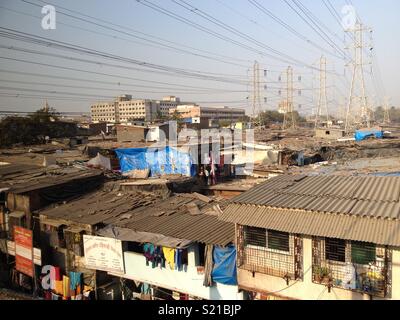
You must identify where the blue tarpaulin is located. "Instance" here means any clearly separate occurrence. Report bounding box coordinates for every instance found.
[211,244,237,286]
[115,146,196,177]
[355,129,383,142]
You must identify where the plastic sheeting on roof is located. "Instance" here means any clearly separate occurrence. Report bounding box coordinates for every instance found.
[211,244,237,286]
[87,153,111,170]
[355,129,383,142]
[115,146,196,177]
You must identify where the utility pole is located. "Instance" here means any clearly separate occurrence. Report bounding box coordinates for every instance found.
[345,22,371,133]
[252,61,262,127]
[283,66,296,130]
[383,96,391,124]
[315,56,329,129]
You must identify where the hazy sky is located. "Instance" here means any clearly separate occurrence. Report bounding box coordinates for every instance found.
[0,0,398,115]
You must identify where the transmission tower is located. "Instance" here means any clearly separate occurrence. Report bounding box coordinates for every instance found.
[345,22,371,133]
[44,99,50,112]
[252,61,262,126]
[383,96,391,124]
[283,66,296,130]
[315,56,329,129]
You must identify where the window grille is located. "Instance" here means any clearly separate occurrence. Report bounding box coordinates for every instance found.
[312,237,391,298]
[237,225,302,280]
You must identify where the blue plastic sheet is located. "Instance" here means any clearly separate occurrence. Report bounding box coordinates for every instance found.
[211,244,237,286]
[115,146,196,177]
[355,129,383,142]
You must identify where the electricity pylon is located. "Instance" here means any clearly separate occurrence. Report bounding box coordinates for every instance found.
[315,56,329,129]
[345,22,371,133]
[252,61,262,127]
[383,96,391,124]
[283,66,296,130]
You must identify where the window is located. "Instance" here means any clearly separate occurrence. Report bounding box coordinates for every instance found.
[325,238,346,262]
[268,230,289,252]
[351,241,376,265]
[244,226,266,247]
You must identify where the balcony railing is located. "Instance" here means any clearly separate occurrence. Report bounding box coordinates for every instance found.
[312,237,391,298]
[237,225,302,281]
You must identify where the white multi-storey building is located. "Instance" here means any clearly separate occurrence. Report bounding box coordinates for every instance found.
[91,95,193,123]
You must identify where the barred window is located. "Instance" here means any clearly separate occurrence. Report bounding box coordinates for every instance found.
[351,241,376,265]
[238,225,302,279]
[313,237,391,298]
[325,238,346,262]
[244,226,266,247]
[268,230,289,252]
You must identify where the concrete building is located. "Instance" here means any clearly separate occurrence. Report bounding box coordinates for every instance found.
[220,175,400,300]
[315,128,345,140]
[91,95,194,124]
[170,105,246,123]
[35,189,243,300]
[116,123,170,143]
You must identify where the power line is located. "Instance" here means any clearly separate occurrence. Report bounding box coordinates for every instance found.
[18,0,251,68]
[0,56,247,92]
[136,0,333,72]
[247,0,344,60]
[0,78,249,95]
[283,0,348,60]
[0,27,250,85]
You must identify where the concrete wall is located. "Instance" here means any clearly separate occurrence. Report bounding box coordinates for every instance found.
[116,125,146,142]
[121,245,243,300]
[315,129,345,140]
[238,236,400,300]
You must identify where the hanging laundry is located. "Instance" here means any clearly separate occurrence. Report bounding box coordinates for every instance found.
[175,249,182,271]
[69,272,82,290]
[143,243,155,266]
[53,266,62,281]
[141,283,151,295]
[163,247,175,270]
[54,280,63,295]
[153,246,165,269]
[63,275,71,297]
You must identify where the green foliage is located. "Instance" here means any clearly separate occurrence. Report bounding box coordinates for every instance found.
[314,266,330,278]
[0,108,77,147]
[28,107,60,123]
[258,110,306,126]
[169,110,183,123]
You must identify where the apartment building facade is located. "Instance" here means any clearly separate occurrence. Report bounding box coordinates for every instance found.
[91,95,193,123]
[220,175,400,300]
[169,105,246,122]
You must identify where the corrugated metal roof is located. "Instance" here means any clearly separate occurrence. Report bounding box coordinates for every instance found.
[0,166,104,194]
[39,190,234,246]
[231,175,400,220]
[220,204,400,246]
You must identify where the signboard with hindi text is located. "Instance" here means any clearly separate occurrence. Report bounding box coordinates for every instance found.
[83,235,124,274]
[14,226,33,277]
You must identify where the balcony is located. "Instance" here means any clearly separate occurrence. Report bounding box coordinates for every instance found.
[312,237,391,298]
[237,225,302,281]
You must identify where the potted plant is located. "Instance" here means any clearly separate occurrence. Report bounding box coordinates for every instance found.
[314,266,330,284]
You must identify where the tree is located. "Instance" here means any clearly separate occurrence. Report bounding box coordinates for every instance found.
[169,110,183,122]
[0,107,78,147]
[155,110,166,121]
[29,107,60,123]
